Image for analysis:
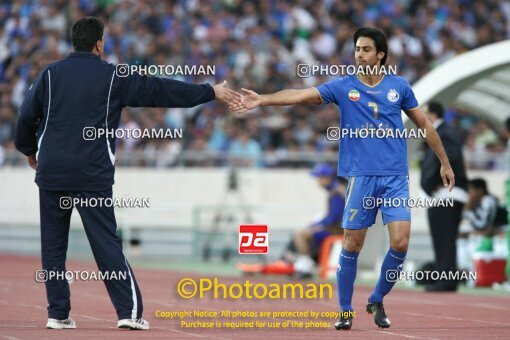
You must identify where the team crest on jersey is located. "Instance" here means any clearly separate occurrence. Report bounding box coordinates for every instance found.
[387,89,399,102]
[348,90,360,101]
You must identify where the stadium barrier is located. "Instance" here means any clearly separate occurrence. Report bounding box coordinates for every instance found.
[0,168,506,269]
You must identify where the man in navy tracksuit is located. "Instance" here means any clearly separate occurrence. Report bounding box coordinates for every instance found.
[14,17,239,330]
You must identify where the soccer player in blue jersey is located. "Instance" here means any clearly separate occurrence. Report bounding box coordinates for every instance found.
[231,27,455,330]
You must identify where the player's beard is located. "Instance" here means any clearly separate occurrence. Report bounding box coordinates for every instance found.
[357,61,378,75]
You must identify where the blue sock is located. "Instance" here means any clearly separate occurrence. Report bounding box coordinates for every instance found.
[336,248,359,312]
[369,247,407,303]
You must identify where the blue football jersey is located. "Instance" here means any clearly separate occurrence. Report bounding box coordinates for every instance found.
[316,75,419,177]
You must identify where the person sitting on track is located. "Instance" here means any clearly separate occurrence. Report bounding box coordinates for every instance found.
[278,163,347,278]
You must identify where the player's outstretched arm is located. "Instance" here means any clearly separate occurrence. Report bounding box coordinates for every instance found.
[405,107,455,191]
[231,88,321,112]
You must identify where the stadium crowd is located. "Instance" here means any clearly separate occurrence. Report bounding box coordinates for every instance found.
[0,0,509,168]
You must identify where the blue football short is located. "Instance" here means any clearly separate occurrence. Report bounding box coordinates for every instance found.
[341,175,411,229]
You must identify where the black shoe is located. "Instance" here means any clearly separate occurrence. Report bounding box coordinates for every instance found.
[425,281,457,292]
[366,301,390,328]
[334,313,353,330]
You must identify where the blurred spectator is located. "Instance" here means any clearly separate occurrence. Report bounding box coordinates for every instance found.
[1,0,509,168]
[229,130,262,167]
[457,178,509,285]
[462,178,507,236]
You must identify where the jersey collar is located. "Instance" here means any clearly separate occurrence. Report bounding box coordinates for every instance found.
[355,74,386,88]
[67,52,101,60]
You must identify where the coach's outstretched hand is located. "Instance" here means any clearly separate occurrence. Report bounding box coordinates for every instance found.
[213,81,243,108]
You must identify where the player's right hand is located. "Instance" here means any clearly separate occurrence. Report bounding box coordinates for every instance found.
[229,88,261,113]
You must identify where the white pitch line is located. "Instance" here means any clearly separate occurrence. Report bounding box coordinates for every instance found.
[405,311,510,327]
[72,292,220,338]
[311,289,510,312]
[151,326,208,338]
[471,302,510,311]
[2,335,23,340]
[15,299,212,338]
[15,302,45,311]
[307,295,496,339]
[374,329,439,340]
[79,315,112,323]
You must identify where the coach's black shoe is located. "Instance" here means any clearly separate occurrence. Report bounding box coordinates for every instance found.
[366,301,390,328]
[334,313,353,330]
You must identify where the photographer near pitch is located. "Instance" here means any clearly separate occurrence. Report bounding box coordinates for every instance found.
[14,17,240,330]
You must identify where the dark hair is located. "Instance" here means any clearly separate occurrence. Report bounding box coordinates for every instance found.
[505,117,510,132]
[427,101,444,118]
[469,178,488,194]
[353,27,388,65]
[71,17,104,52]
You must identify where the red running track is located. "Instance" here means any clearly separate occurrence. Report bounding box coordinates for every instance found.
[1,254,510,339]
